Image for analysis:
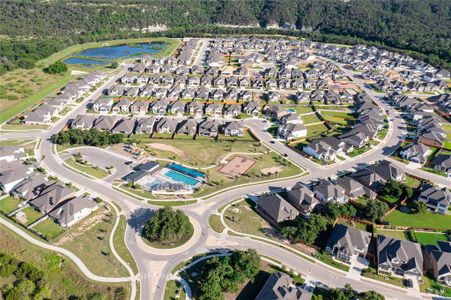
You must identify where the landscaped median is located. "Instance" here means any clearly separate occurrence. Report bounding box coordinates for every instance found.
[63,157,110,179]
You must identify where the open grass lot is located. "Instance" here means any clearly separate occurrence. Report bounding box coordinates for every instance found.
[164,280,186,300]
[208,214,225,233]
[385,209,451,230]
[294,105,314,114]
[115,184,157,200]
[15,206,42,226]
[0,69,73,124]
[319,110,355,126]
[0,138,36,147]
[0,196,22,214]
[113,215,138,274]
[64,157,109,179]
[32,218,66,241]
[301,113,322,125]
[414,231,448,246]
[54,204,129,277]
[223,199,273,239]
[0,225,130,299]
[377,229,408,240]
[305,123,329,138]
[38,37,181,67]
[141,135,264,168]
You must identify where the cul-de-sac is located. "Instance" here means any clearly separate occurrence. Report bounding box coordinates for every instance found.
[0,2,450,300]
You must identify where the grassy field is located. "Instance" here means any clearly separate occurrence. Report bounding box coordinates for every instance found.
[55,204,129,277]
[0,138,36,147]
[414,231,448,246]
[223,199,273,239]
[294,105,314,114]
[208,214,225,233]
[15,206,42,226]
[0,196,22,214]
[305,123,329,138]
[164,280,186,300]
[0,70,73,124]
[64,157,109,179]
[38,38,180,67]
[385,209,451,230]
[0,224,130,299]
[301,113,322,125]
[113,215,138,274]
[33,218,66,241]
[319,110,355,126]
[377,229,408,240]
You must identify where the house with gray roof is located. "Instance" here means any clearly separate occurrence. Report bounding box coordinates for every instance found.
[135,117,157,134]
[425,241,451,287]
[111,118,136,135]
[198,119,220,137]
[0,161,33,193]
[400,142,431,165]
[170,100,186,116]
[432,154,451,178]
[205,103,223,118]
[130,101,150,115]
[49,195,98,227]
[377,235,423,279]
[243,101,260,117]
[29,183,76,214]
[255,272,312,300]
[92,97,113,113]
[23,105,54,125]
[368,160,405,182]
[256,193,299,224]
[0,146,26,163]
[176,119,197,136]
[286,185,319,215]
[222,121,244,137]
[418,185,451,214]
[278,123,307,141]
[11,173,47,201]
[186,101,204,118]
[151,99,169,115]
[93,116,117,131]
[112,98,132,113]
[303,137,345,162]
[155,117,177,134]
[326,224,372,263]
[71,114,95,130]
[313,179,348,203]
[336,176,377,199]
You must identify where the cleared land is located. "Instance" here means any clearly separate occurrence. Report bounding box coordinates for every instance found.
[54,203,129,277]
[0,224,130,299]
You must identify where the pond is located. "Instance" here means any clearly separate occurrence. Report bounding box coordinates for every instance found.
[64,42,165,66]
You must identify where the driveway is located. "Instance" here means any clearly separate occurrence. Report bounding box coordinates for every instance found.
[346,254,369,280]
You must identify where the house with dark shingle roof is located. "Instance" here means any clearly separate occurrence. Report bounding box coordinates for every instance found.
[29,183,76,214]
[256,193,299,224]
[255,272,312,300]
[286,185,319,215]
[313,179,348,203]
[326,224,372,263]
[417,185,451,214]
[111,118,136,135]
[377,235,423,279]
[49,195,98,227]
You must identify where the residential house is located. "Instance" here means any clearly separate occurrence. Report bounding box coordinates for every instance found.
[432,154,451,178]
[425,241,451,287]
[92,116,117,131]
[29,183,76,214]
[92,98,113,114]
[198,119,220,137]
[0,147,25,163]
[222,121,244,137]
[243,101,260,117]
[286,185,319,215]
[256,193,299,224]
[151,99,169,115]
[112,98,132,114]
[224,104,241,118]
[326,224,372,263]
[170,100,186,116]
[303,137,344,162]
[186,101,204,118]
[70,114,95,130]
[0,161,33,193]
[135,117,157,134]
[400,142,431,165]
[111,118,136,135]
[130,101,150,115]
[176,119,197,136]
[278,123,307,141]
[377,235,423,279]
[313,179,348,203]
[154,118,178,134]
[417,185,451,214]
[205,103,223,118]
[255,272,312,300]
[336,176,377,199]
[11,173,47,201]
[49,195,98,227]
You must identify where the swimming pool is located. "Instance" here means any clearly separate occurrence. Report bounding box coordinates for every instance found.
[167,163,205,179]
[165,170,199,186]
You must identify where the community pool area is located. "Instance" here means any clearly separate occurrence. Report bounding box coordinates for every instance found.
[167,163,205,179]
[164,169,199,186]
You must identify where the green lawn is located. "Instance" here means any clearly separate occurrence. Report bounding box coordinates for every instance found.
[0,196,22,214]
[420,274,451,297]
[403,175,422,189]
[32,218,66,241]
[377,229,408,240]
[294,105,314,114]
[113,215,138,274]
[55,204,129,277]
[64,157,109,179]
[15,206,42,226]
[148,200,197,206]
[385,209,451,230]
[348,145,372,157]
[0,138,35,147]
[0,225,130,300]
[164,280,186,300]
[361,267,404,288]
[316,252,350,272]
[305,123,329,138]
[208,214,225,233]
[379,194,400,204]
[414,231,448,246]
[301,113,322,125]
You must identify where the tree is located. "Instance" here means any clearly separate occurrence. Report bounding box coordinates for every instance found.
[410,201,427,214]
[111,61,119,69]
[281,214,328,245]
[364,200,389,222]
[44,61,68,74]
[142,206,192,245]
[231,249,260,282]
[324,202,356,219]
[360,290,385,300]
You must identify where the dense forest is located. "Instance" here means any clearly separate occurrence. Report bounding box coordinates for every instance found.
[0,0,450,73]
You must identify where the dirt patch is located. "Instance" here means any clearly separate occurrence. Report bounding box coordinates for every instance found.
[54,205,110,245]
[260,166,283,175]
[148,143,186,156]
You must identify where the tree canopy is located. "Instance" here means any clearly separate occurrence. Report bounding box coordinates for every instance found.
[52,128,125,147]
[44,61,68,74]
[364,200,389,222]
[142,206,193,245]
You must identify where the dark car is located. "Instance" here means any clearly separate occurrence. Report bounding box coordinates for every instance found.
[283,153,288,157]
[403,279,413,288]
[125,161,133,165]
[270,140,275,144]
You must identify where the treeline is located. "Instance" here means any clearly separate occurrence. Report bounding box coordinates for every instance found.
[52,128,125,146]
[0,0,450,73]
